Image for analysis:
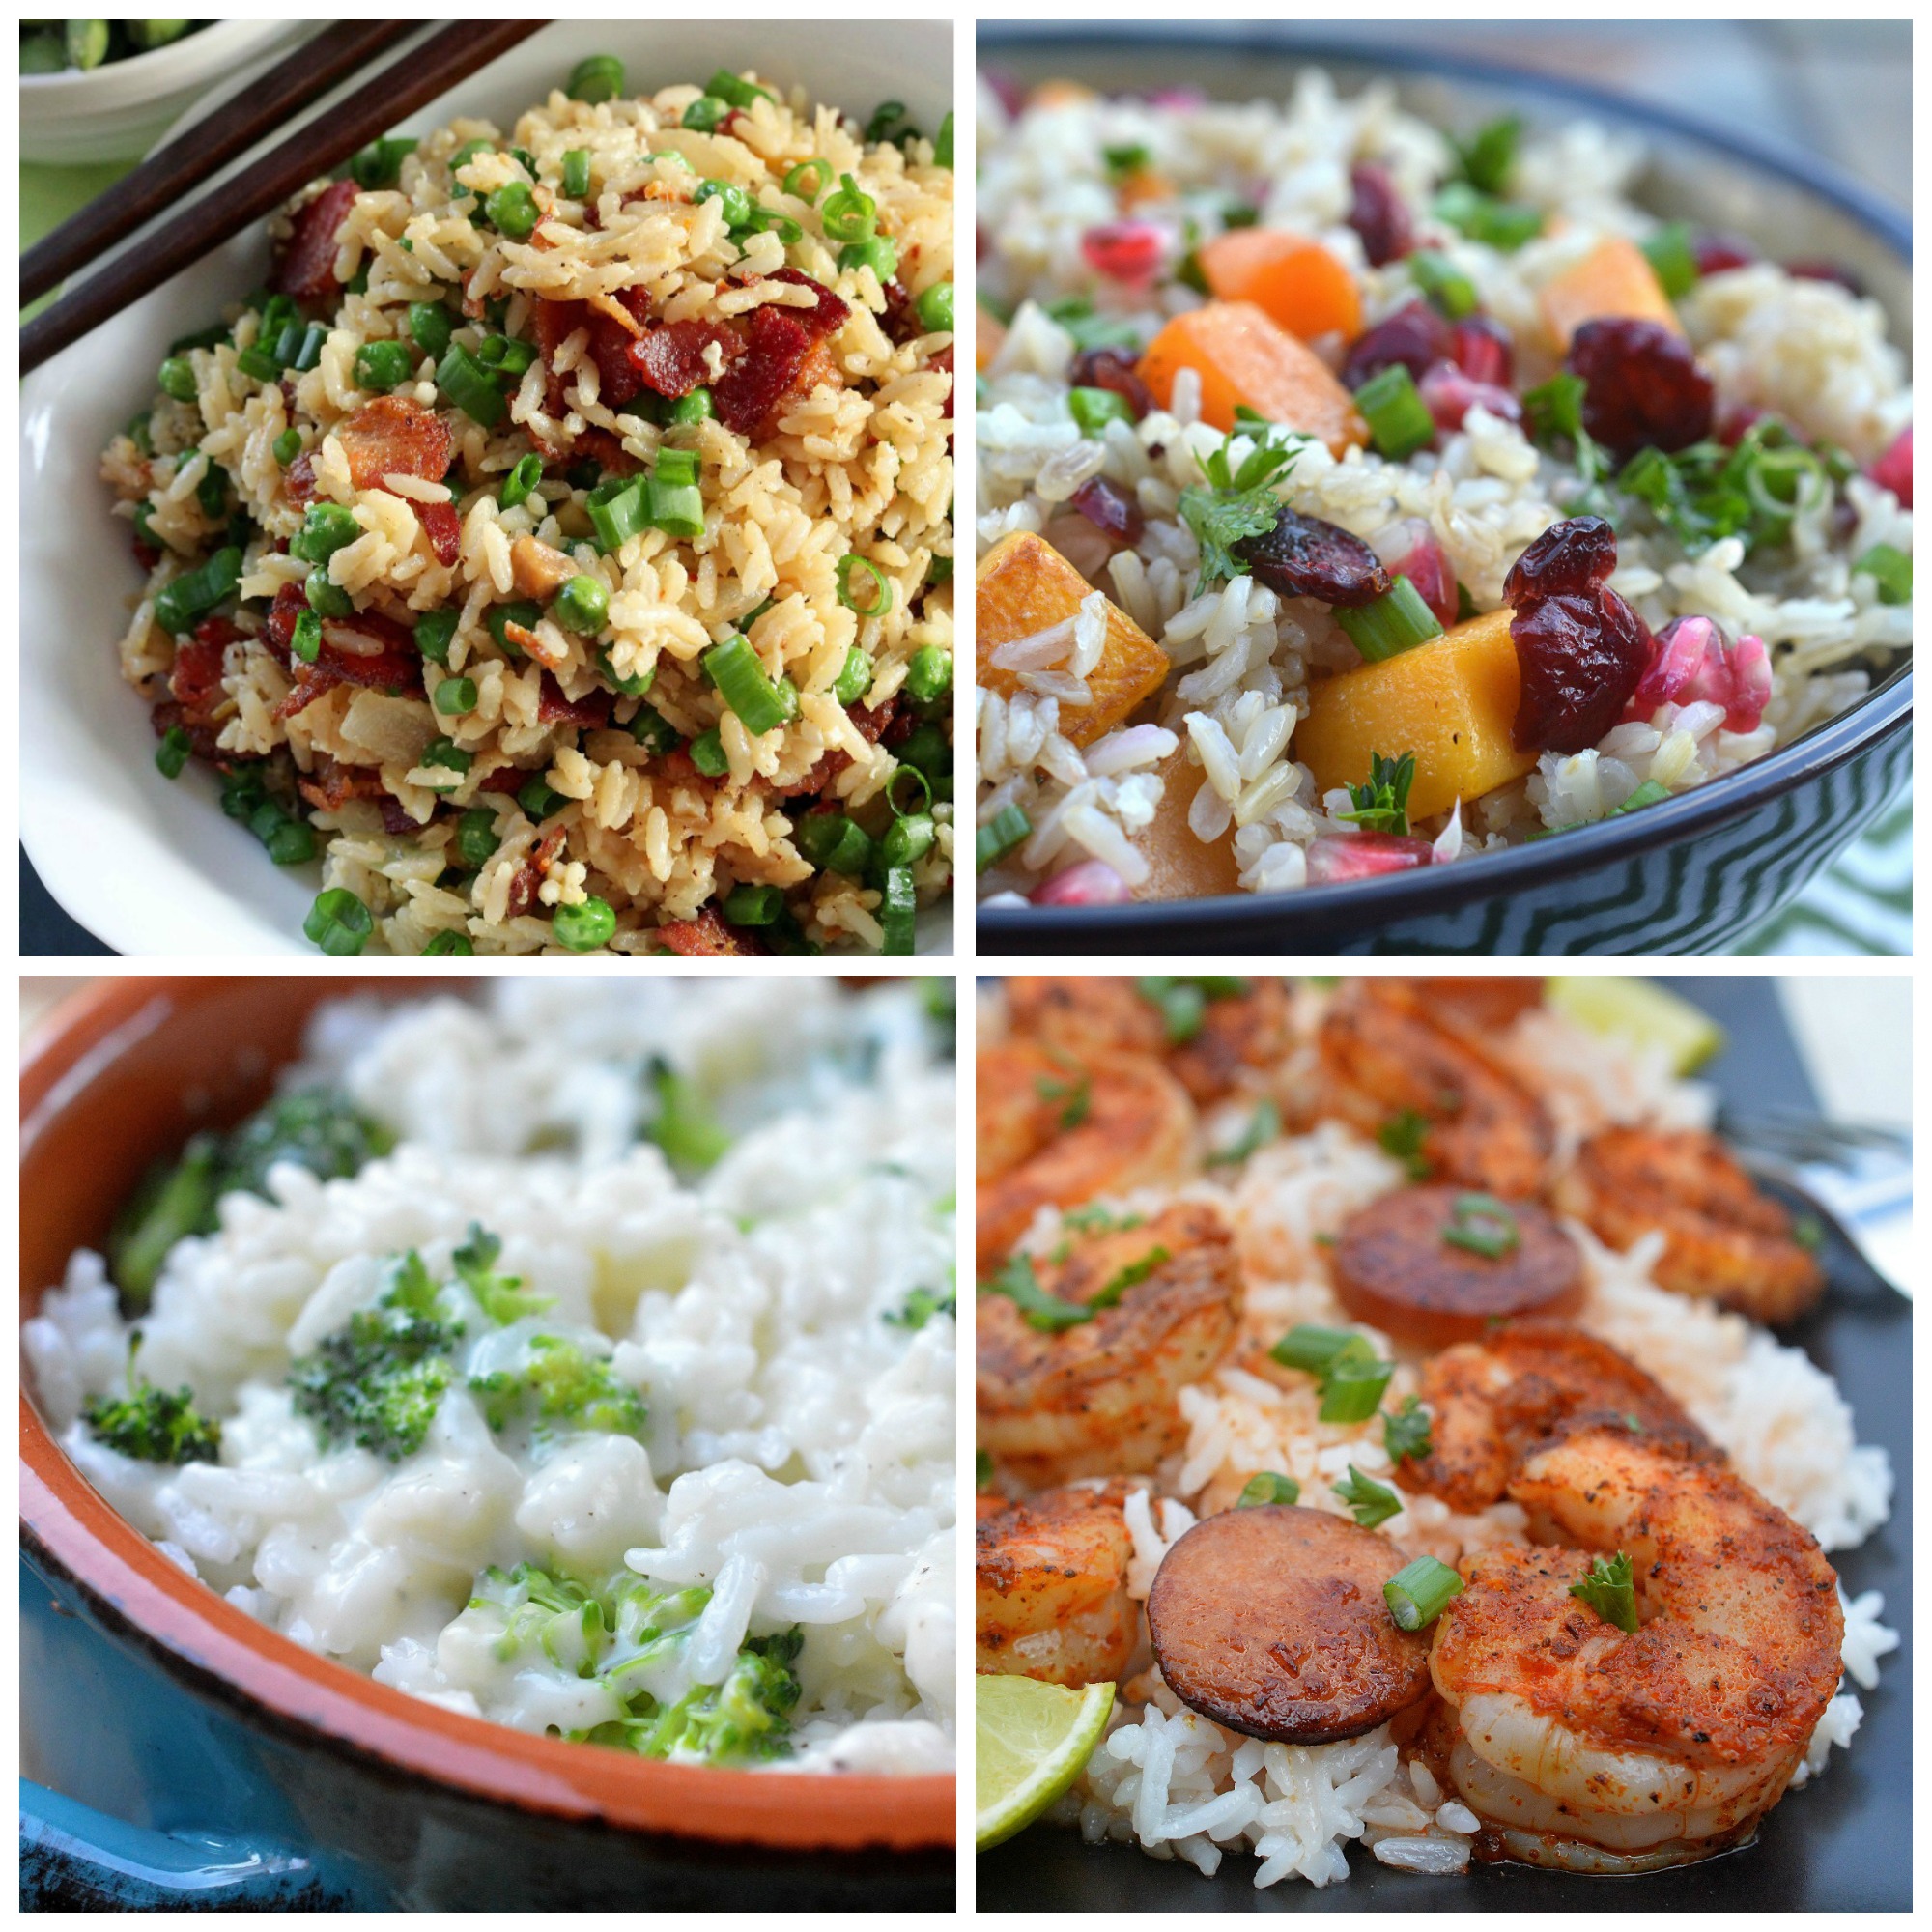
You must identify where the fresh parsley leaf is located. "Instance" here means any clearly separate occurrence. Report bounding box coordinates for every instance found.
[1382,1394,1433,1463]
[1094,1245,1171,1305]
[980,1253,1092,1333]
[1452,115,1521,196]
[1521,371,1607,492]
[1103,142,1151,176]
[1041,296,1142,353]
[1377,1109,1432,1180]
[1568,1550,1638,1633]
[1177,414,1314,591]
[1333,1464,1401,1530]
[1207,1098,1281,1168]
[1035,1072,1092,1130]
[885,1286,956,1329]
[1337,752,1416,837]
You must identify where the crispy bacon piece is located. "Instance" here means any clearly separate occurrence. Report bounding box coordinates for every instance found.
[272,180,358,299]
[586,286,654,407]
[169,616,239,717]
[286,396,454,508]
[879,277,922,345]
[266,582,422,719]
[149,700,224,764]
[533,297,583,416]
[765,694,899,799]
[505,826,567,920]
[537,673,613,729]
[298,755,387,814]
[553,427,640,477]
[765,269,851,340]
[656,907,760,955]
[631,319,741,398]
[714,305,814,436]
[478,765,527,793]
[419,499,462,566]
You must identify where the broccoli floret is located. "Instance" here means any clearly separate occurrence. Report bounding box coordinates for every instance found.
[287,1252,463,1460]
[84,1379,221,1464]
[643,1057,731,1170]
[107,1088,392,1307]
[452,1223,553,1324]
[469,1562,608,1674]
[469,1336,646,1443]
[644,1629,805,1764]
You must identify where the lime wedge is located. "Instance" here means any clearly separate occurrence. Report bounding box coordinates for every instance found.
[975,1675,1115,1852]
[1547,977,1724,1075]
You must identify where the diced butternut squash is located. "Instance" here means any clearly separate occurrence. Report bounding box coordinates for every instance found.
[1197,229,1363,345]
[1295,607,1538,822]
[1538,237,1682,352]
[1129,749,1242,899]
[977,302,1008,373]
[1138,301,1367,454]
[1116,168,1175,212]
[1029,80,1096,110]
[976,532,1169,749]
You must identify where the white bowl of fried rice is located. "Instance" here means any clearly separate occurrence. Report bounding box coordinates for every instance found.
[973,34,1910,945]
[23,20,954,956]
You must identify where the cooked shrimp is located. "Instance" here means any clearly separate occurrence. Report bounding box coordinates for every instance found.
[1007,975,1293,1103]
[1553,1126,1825,1324]
[1318,980,1553,1198]
[976,1043,1194,1268]
[1427,1426,1843,1870]
[976,1482,1138,1687]
[978,1202,1241,1487]
[1397,1320,1710,1514]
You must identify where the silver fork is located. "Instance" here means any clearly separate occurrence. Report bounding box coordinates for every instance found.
[1719,1108,1912,1300]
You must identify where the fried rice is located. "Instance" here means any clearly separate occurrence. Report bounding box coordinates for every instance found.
[103,58,955,955]
[974,70,1910,907]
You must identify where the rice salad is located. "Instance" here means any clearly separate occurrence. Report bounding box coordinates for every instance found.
[26,980,956,1774]
[978,982,1896,1885]
[974,71,1911,906]
[103,56,955,956]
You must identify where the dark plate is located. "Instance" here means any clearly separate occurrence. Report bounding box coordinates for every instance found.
[977,978,1912,1910]
[974,29,1913,956]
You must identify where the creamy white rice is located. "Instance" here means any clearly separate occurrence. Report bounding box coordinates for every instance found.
[26,980,955,1774]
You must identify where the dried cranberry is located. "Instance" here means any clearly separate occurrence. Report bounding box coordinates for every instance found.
[1450,314,1513,388]
[1347,162,1412,269]
[1032,860,1133,906]
[1381,519,1459,631]
[1080,222,1165,284]
[1504,516,1618,604]
[1341,299,1452,393]
[1307,831,1433,884]
[1566,319,1714,464]
[1235,505,1393,608]
[1069,475,1145,547]
[1069,347,1153,419]
[1786,259,1865,298]
[1418,359,1521,433]
[1511,587,1653,754]
[1869,425,1912,507]
[1692,231,1758,277]
[983,69,1026,119]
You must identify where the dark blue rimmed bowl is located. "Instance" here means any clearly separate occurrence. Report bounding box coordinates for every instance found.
[977,28,1913,956]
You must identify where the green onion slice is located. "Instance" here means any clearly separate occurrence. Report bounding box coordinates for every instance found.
[1236,1471,1301,1509]
[1335,577,1445,662]
[1441,1192,1520,1260]
[1384,1554,1465,1632]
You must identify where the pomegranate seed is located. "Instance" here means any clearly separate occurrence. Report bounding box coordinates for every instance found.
[1450,314,1513,388]
[1069,347,1153,418]
[1308,832,1434,884]
[1630,616,1772,733]
[1418,358,1522,434]
[1081,221,1166,285]
[1347,162,1413,269]
[1691,231,1758,276]
[1032,859,1134,906]
[1341,299,1452,392]
[984,70,1025,118]
[1869,425,1912,507]
[1785,259,1865,298]
[1381,518,1459,630]
[1069,475,1145,546]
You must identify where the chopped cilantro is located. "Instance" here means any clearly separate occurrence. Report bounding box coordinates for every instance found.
[1337,751,1416,836]
[1382,1394,1433,1463]
[885,1285,956,1329]
[1035,1072,1092,1130]
[1377,1108,1432,1179]
[1569,1550,1638,1633]
[1333,1463,1401,1529]
[1177,411,1314,591]
[1207,1098,1281,1168]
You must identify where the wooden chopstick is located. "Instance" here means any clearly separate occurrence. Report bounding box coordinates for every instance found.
[21,19,547,376]
[22,22,419,305]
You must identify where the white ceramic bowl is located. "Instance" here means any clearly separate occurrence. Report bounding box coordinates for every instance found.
[20,19,955,957]
[20,22,307,165]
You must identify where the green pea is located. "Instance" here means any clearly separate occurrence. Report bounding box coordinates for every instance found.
[157,356,197,403]
[271,428,302,467]
[486,183,540,241]
[695,179,753,228]
[552,896,616,952]
[552,574,610,635]
[566,54,624,104]
[422,930,474,955]
[355,339,413,392]
[669,386,713,425]
[682,96,728,132]
[305,572,352,618]
[913,280,954,333]
[689,727,728,776]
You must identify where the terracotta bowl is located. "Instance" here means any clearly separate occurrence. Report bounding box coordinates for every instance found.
[20,978,955,1911]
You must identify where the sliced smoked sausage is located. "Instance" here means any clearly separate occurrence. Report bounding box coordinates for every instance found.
[1333,1183,1584,1349]
[1146,1504,1431,1745]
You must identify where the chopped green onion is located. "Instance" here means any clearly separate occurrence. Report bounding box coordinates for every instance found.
[420,736,472,777]
[1269,1324,1358,1376]
[497,453,542,513]
[455,809,498,867]
[127,412,156,456]
[1378,1108,1432,1179]
[560,149,591,200]
[880,863,917,954]
[630,707,680,755]
[1433,182,1543,252]
[289,609,322,665]
[1569,1550,1638,1634]
[552,574,610,635]
[519,776,564,820]
[1441,1192,1520,1260]
[837,554,894,617]
[1611,779,1672,816]
[881,810,935,868]
[689,728,728,777]
[703,635,794,735]
[477,333,537,377]
[1069,385,1135,438]
[422,931,473,955]
[586,473,650,552]
[706,67,774,109]
[914,281,954,332]
[552,896,616,952]
[271,428,302,466]
[566,55,625,104]
[355,339,412,392]
[834,646,873,706]
[351,136,416,190]
[1384,1554,1465,1632]
[644,451,705,540]
[821,174,878,244]
[1454,115,1521,197]
[153,546,242,635]
[1335,578,1444,662]
[434,675,477,715]
[1407,249,1479,320]
[289,322,326,373]
[303,888,372,957]
[155,726,192,779]
[783,158,832,204]
[1640,221,1698,301]
[1352,364,1435,462]
[1855,542,1913,605]
[1383,1395,1433,1463]
[234,344,282,384]
[796,812,873,876]
[438,344,504,428]
[1321,1339,1395,1423]
[928,554,953,584]
[838,235,899,282]
[407,301,452,360]
[1236,1472,1300,1508]
[1333,1464,1401,1530]
[723,883,783,925]
[414,609,459,665]
[934,111,953,171]
[975,804,1031,874]
[1206,1097,1280,1168]
[596,645,653,696]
